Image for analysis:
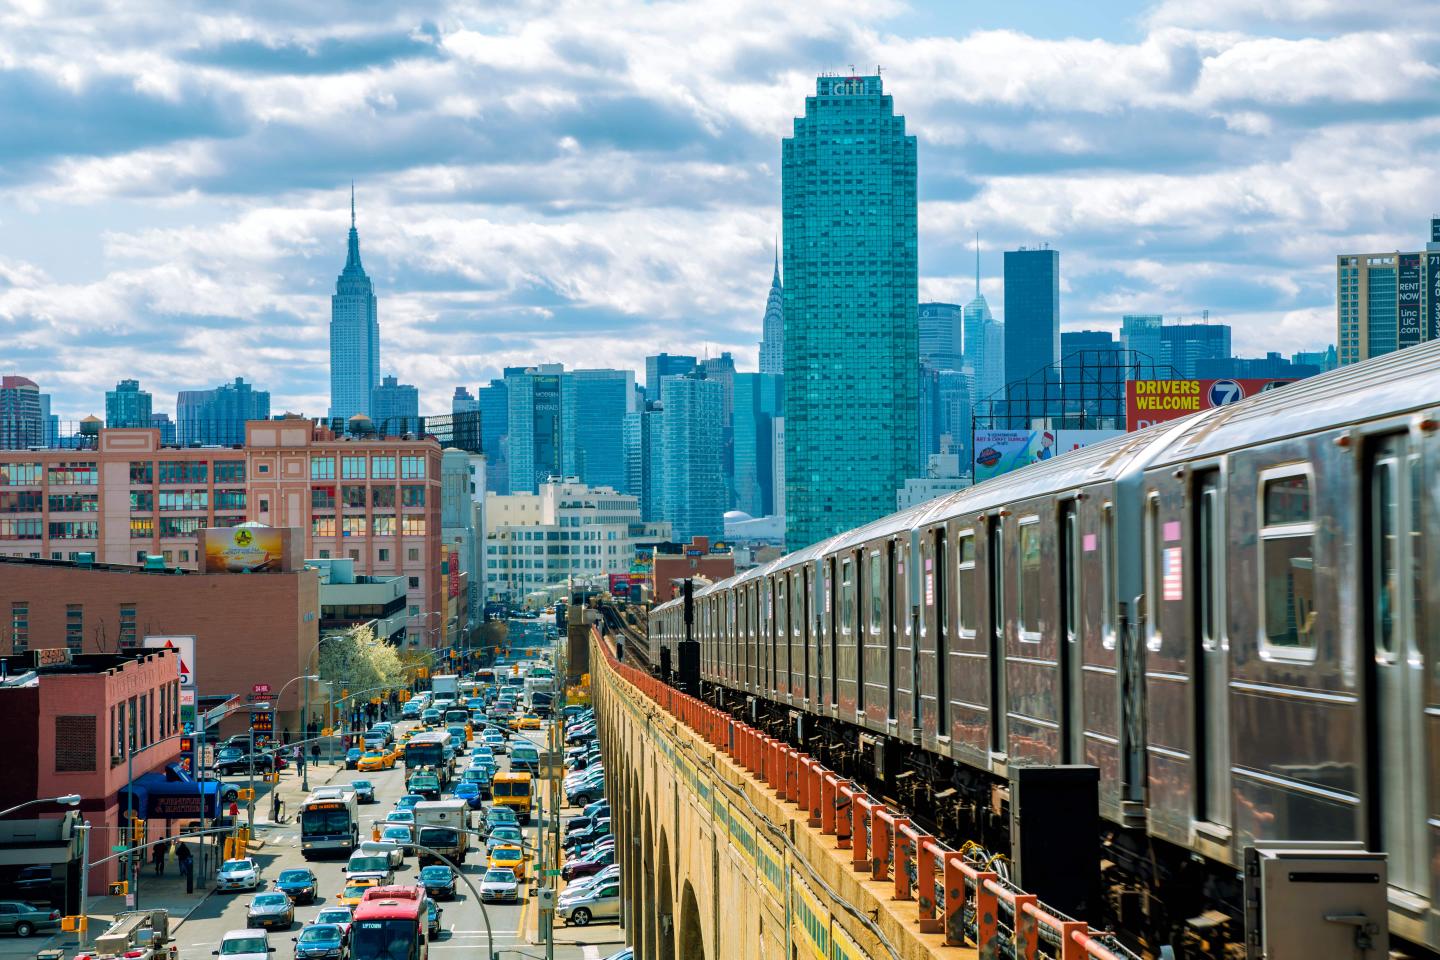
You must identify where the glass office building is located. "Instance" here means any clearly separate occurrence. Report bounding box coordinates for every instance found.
[561,368,635,493]
[1002,247,1060,390]
[782,74,918,549]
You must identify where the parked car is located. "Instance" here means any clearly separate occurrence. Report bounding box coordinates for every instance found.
[350,780,376,804]
[215,753,276,776]
[247,892,295,930]
[419,865,457,901]
[562,845,615,881]
[274,869,318,905]
[0,901,60,937]
[344,748,362,770]
[213,929,272,960]
[217,859,262,892]
[478,868,520,904]
[557,880,620,927]
[291,923,345,960]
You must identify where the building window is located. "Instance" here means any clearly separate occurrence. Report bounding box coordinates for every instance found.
[401,457,426,479]
[48,462,98,485]
[214,490,246,511]
[318,549,331,559]
[54,716,97,773]
[158,517,203,536]
[348,550,360,561]
[49,521,99,540]
[130,518,154,539]
[342,456,367,479]
[10,603,27,653]
[408,576,420,589]
[372,515,396,537]
[158,490,209,511]
[401,486,425,507]
[0,491,41,513]
[66,604,83,652]
[310,457,336,480]
[378,548,389,562]
[311,486,336,509]
[371,456,396,479]
[343,486,367,508]
[259,497,269,513]
[407,548,419,561]
[213,515,244,527]
[130,491,153,511]
[0,518,41,539]
[1261,468,1317,657]
[312,517,337,537]
[179,549,190,562]
[214,460,245,483]
[117,604,136,646]
[157,461,206,484]
[401,517,426,536]
[342,517,366,537]
[0,463,42,486]
[129,461,154,484]
[372,486,396,507]
[48,493,99,513]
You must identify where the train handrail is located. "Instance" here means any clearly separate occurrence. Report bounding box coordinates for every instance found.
[590,617,1142,960]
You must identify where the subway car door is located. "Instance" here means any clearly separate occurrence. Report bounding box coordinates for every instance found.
[1366,433,1429,901]
[987,514,1008,756]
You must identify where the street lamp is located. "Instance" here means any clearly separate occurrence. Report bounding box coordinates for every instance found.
[303,635,340,791]
[0,794,81,818]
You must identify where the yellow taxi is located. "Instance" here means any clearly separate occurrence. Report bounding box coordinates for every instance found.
[400,727,417,743]
[337,878,379,906]
[357,750,394,772]
[488,844,527,881]
[514,714,542,731]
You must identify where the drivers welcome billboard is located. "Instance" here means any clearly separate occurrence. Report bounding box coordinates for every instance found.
[1125,378,1293,431]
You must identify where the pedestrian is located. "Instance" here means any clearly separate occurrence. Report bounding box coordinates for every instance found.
[311,742,321,765]
[152,839,166,877]
[176,844,194,894]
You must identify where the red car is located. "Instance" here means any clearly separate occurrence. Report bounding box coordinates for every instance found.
[562,845,615,881]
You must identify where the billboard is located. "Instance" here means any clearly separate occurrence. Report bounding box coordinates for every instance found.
[1398,253,1423,347]
[200,525,288,573]
[143,635,195,689]
[972,429,1123,482]
[1125,378,1294,431]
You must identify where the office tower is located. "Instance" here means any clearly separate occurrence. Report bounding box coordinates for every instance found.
[759,250,784,375]
[1120,314,1164,362]
[963,294,1004,404]
[505,365,563,494]
[644,353,696,401]
[329,187,380,419]
[1292,345,1338,372]
[623,403,666,523]
[175,377,270,446]
[661,373,724,542]
[1337,218,1440,365]
[919,302,963,371]
[771,418,785,520]
[150,413,176,445]
[1162,322,1231,377]
[371,374,420,431]
[105,379,152,428]
[1195,353,1322,379]
[452,386,478,414]
[919,364,941,459]
[702,352,737,505]
[732,372,784,518]
[561,368,635,493]
[38,392,57,447]
[478,379,509,494]
[1003,247,1060,388]
[935,370,972,466]
[783,73,918,548]
[0,375,44,450]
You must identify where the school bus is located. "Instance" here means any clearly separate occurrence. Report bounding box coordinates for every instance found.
[490,771,533,824]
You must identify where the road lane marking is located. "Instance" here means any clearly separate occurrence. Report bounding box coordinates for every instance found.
[582,948,601,959]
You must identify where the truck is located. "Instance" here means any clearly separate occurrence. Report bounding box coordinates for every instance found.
[412,799,471,864]
[77,909,178,960]
[430,674,459,704]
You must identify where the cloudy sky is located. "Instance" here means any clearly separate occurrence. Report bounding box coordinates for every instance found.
[1,0,1435,420]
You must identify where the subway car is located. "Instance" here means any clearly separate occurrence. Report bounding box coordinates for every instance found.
[651,341,1440,956]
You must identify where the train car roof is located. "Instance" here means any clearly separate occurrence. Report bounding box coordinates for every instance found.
[1148,339,1440,464]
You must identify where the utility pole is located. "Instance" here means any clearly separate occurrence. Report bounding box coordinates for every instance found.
[77,820,90,950]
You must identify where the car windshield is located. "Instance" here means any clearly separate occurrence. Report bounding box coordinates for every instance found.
[353,781,372,789]
[483,869,514,883]
[363,752,383,759]
[492,846,521,860]
[221,937,268,955]
[383,827,411,840]
[397,795,422,808]
[255,894,289,907]
[222,860,253,872]
[421,867,450,880]
[299,925,341,944]
[349,857,388,872]
[279,871,312,883]
[316,910,351,923]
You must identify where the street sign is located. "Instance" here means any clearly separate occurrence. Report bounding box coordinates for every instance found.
[542,869,562,877]
[252,683,271,694]
[111,844,127,853]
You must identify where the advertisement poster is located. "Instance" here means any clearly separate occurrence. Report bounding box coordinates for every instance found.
[201,525,286,573]
[1125,378,1295,431]
[1398,253,1423,347]
[1428,253,1440,339]
[144,634,197,726]
[972,429,1123,482]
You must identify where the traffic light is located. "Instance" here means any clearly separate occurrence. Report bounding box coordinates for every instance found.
[61,916,87,932]
[237,788,255,802]
[109,881,128,896]
[130,818,145,843]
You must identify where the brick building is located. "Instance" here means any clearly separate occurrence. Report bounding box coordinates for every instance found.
[0,418,443,643]
[650,536,736,603]
[0,648,185,894]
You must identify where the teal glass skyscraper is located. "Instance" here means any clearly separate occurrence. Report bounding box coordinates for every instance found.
[783,74,918,549]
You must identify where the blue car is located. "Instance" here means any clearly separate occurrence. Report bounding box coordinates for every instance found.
[274,867,318,904]
[452,781,485,810]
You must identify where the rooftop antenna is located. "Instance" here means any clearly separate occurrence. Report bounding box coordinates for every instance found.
[350,180,355,228]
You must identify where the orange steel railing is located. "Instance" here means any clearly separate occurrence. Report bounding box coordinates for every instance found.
[593,625,1136,960]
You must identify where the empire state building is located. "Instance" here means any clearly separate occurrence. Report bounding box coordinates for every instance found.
[329,187,380,419]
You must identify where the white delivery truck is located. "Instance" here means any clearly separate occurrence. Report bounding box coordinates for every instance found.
[430,674,459,708]
[413,799,470,864]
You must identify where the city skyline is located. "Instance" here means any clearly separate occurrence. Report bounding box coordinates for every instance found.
[1,2,1430,419]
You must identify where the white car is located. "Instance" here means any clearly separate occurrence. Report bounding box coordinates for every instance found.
[479,867,520,903]
[213,929,271,960]
[216,858,262,892]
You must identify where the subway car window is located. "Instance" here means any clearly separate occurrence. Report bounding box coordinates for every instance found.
[1145,494,1163,652]
[1260,469,1317,655]
[1018,518,1041,640]
[1372,456,1398,656]
[1103,503,1117,650]
[869,549,884,637]
[1198,478,1221,651]
[934,528,949,731]
[840,558,855,638]
[957,532,977,635]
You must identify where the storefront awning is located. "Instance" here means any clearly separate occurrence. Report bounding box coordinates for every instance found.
[117,763,220,820]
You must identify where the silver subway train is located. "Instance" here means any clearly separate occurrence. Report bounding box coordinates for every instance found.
[650,341,1440,956]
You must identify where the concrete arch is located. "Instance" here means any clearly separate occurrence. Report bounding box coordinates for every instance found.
[627,771,642,948]
[657,828,675,960]
[679,881,705,960]
[642,803,656,960]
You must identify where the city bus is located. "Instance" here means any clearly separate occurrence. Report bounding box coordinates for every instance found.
[491,771,533,824]
[404,732,453,786]
[350,888,428,960]
[299,788,360,858]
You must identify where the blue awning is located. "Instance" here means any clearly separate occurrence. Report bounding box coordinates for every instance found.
[117,764,221,820]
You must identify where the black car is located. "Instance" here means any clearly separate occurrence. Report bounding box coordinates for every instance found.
[214,753,276,776]
[274,868,318,905]
[418,865,457,901]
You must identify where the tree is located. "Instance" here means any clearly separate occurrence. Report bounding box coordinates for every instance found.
[318,624,404,695]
